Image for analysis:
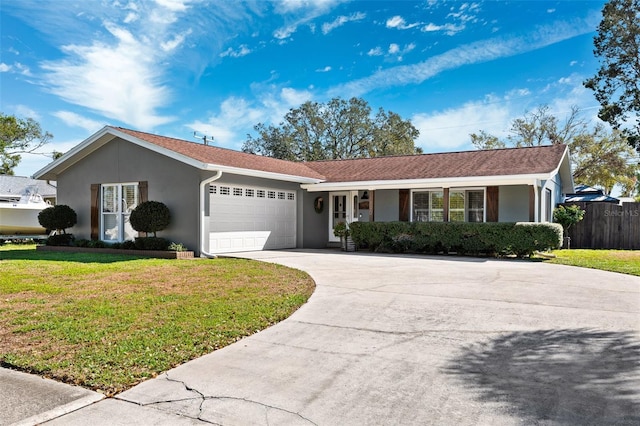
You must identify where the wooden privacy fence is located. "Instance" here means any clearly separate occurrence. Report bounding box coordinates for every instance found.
[560,202,640,249]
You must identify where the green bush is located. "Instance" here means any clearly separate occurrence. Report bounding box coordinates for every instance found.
[38,205,77,234]
[134,237,170,251]
[350,221,562,258]
[121,240,137,250]
[46,233,75,246]
[130,201,171,237]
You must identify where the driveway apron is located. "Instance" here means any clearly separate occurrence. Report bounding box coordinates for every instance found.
[46,250,640,425]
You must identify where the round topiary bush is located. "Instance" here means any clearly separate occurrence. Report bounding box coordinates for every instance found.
[129,201,171,237]
[38,204,77,234]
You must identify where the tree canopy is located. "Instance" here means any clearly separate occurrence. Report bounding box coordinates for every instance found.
[242,97,421,161]
[0,113,53,175]
[470,105,638,196]
[584,0,640,150]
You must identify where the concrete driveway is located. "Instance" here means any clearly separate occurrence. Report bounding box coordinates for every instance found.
[42,250,640,425]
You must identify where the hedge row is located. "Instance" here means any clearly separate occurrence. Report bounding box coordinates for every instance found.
[349,221,562,258]
[47,236,172,251]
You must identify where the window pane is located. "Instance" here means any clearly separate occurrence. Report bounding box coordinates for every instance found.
[467,190,484,222]
[468,210,484,222]
[449,191,464,209]
[102,214,119,240]
[102,186,117,213]
[468,191,484,209]
[122,185,138,213]
[450,211,465,222]
[413,192,429,222]
[430,191,444,209]
[431,211,444,222]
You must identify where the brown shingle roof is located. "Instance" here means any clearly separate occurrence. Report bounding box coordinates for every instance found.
[114,127,566,184]
[114,127,325,180]
[305,144,567,182]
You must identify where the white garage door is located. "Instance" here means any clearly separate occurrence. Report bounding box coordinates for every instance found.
[208,184,296,253]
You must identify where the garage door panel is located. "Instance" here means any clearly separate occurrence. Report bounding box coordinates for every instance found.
[209,184,296,254]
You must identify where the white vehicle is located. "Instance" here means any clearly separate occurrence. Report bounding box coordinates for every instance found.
[0,185,50,235]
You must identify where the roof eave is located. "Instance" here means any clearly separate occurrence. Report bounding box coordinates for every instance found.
[203,164,323,184]
[34,126,323,184]
[301,173,557,192]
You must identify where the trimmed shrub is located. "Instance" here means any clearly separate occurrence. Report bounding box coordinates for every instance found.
[350,221,562,258]
[46,233,75,246]
[134,237,170,251]
[130,201,171,237]
[121,240,137,250]
[38,205,77,234]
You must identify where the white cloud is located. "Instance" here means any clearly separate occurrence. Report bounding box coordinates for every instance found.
[155,0,188,12]
[14,105,40,120]
[53,111,104,132]
[386,15,420,30]
[0,62,31,75]
[124,12,138,23]
[421,22,464,35]
[322,12,366,34]
[329,13,600,98]
[161,29,192,52]
[41,22,174,130]
[219,44,252,58]
[273,0,344,40]
[316,66,332,72]
[187,88,313,150]
[412,100,511,150]
[367,47,383,56]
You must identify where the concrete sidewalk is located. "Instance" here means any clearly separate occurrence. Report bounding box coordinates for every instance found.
[0,367,103,426]
[7,250,640,425]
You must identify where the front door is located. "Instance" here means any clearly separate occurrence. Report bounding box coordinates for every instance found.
[329,191,357,242]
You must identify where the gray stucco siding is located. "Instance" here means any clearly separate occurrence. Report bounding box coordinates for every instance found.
[301,190,329,248]
[56,138,202,252]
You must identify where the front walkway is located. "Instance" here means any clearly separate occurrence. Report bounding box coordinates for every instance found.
[48,250,640,425]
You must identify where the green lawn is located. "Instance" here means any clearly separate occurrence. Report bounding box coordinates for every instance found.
[0,244,314,395]
[545,249,640,277]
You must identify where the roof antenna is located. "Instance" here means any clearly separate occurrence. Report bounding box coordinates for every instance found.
[193,131,214,146]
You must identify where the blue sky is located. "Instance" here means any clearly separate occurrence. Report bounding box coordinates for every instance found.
[1,0,606,177]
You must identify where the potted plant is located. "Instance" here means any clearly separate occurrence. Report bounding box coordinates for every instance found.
[333,221,356,252]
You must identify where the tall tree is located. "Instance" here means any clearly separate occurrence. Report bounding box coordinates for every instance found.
[243,97,420,161]
[507,105,588,147]
[470,130,506,150]
[469,105,639,195]
[0,113,53,175]
[570,125,638,195]
[584,0,640,150]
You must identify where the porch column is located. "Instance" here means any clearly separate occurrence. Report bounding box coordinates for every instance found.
[442,188,449,222]
[529,185,535,222]
[399,189,410,221]
[369,190,375,222]
[486,186,499,222]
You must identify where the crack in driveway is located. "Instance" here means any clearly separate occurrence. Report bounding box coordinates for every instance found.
[139,372,319,425]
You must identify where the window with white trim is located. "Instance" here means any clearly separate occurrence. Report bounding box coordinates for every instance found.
[413,189,485,223]
[413,191,444,222]
[101,183,139,242]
